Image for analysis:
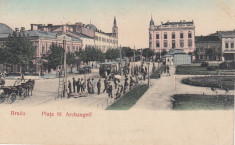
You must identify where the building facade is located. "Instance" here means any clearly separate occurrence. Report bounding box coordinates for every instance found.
[0,24,82,74]
[149,17,195,54]
[219,31,235,61]
[195,35,222,61]
[31,17,118,52]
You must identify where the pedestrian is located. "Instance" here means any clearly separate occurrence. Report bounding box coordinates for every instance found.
[143,70,146,81]
[103,77,108,93]
[123,77,128,94]
[68,80,72,94]
[114,77,117,89]
[87,79,90,94]
[91,78,95,94]
[130,76,134,90]
[81,78,85,92]
[76,78,80,93]
[97,79,101,95]
[21,73,25,82]
[108,82,113,98]
[72,77,76,93]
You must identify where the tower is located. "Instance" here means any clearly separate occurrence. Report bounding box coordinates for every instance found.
[149,14,154,49]
[112,16,118,38]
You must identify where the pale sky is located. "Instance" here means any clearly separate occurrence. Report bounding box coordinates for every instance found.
[0,0,234,49]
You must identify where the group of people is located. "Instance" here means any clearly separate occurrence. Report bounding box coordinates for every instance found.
[66,62,151,99]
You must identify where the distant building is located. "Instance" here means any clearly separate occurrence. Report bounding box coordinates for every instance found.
[163,49,191,65]
[30,17,118,52]
[149,16,195,55]
[0,23,82,74]
[195,35,222,61]
[215,31,235,61]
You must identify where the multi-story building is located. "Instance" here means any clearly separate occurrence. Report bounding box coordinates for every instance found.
[31,17,118,52]
[149,17,195,54]
[0,23,82,74]
[216,31,235,61]
[195,35,222,61]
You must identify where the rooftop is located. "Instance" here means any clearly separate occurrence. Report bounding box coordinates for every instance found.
[0,23,13,34]
[195,35,221,42]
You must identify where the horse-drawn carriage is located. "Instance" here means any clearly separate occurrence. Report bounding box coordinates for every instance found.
[0,79,35,104]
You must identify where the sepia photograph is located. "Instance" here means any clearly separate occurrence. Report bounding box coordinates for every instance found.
[0,0,234,144]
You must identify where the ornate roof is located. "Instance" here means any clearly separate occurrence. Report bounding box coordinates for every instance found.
[87,24,97,31]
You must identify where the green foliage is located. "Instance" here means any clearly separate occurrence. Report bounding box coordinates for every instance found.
[205,48,215,61]
[142,48,154,58]
[66,52,75,65]
[105,48,120,60]
[219,61,235,70]
[181,76,234,90]
[47,43,64,70]
[1,34,36,67]
[161,49,167,56]
[176,65,217,75]
[201,61,209,67]
[121,47,133,58]
[172,94,234,110]
[83,46,105,62]
[106,84,149,110]
[207,66,217,71]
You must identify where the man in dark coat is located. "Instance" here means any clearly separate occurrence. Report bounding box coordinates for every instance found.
[108,82,113,98]
[103,77,108,93]
[68,80,72,94]
[72,77,76,93]
[76,78,80,93]
[97,79,101,95]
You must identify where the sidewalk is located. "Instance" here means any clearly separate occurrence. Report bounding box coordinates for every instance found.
[132,65,235,110]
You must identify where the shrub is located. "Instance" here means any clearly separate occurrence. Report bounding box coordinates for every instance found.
[219,62,228,69]
[106,84,149,110]
[201,61,209,67]
[207,66,217,71]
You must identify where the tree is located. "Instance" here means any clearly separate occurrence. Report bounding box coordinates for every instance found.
[47,43,64,70]
[105,48,120,60]
[2,33,36,73]
[205,48,215,61]
[121,47,133,58]
[161,49,167,57]
[142,48,154,58]
[67,52,76,72]
[83,46,105,63]
[193,49,199,61]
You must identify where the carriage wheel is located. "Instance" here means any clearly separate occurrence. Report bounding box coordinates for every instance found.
[22,90,27,99]
[0,93,5,103]
[9,93,17,104]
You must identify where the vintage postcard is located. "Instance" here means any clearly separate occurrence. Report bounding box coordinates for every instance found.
[0,0,234,144]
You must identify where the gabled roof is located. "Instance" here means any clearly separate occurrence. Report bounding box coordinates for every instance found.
[162,21,194,25]
[0,23,13,34]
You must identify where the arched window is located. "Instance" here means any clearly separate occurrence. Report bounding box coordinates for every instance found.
[188,31,192,38]
[172,32,175,39]
[149,32,152,39]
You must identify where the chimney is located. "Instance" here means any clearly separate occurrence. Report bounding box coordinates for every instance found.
[31,24,38,30]
[15,28,19,33]
[62,25,67,33]
[20,27,25,32]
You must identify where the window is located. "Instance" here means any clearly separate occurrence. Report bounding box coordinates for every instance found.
[188,31,192,38]
[149,33,152,39]
[172,32,175,39]
[180,32,184,38]
[42,46,45,54]
[73,46,75,51]
[225,42,229,48]
[188,39,192,47]
[172,40,175,48]
[164,40,167,47]
[200,48,203,51]
[156,41,160,47]
[149,42,152,48]
[231,42,234,48]
[164,32,167,39]
[67,46,70,52]
[180,40,184,47]
[156,33,159,39]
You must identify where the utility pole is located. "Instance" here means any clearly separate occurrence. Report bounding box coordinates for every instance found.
[63,39,68,98]
[134,45,136,67]
[119,45,122,76]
